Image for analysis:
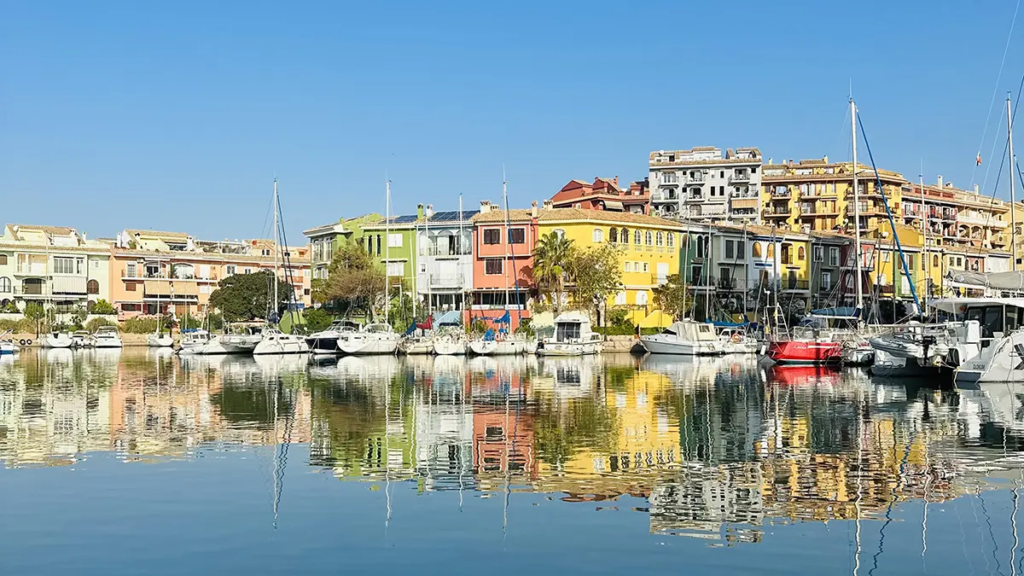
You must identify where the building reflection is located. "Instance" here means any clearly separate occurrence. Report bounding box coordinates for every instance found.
[1,349,1021,544]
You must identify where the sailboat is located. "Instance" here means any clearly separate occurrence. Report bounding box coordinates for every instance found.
[253,179,310,355]
[467,172,536,356]
[338,178,400,356]
[146,288,173,347]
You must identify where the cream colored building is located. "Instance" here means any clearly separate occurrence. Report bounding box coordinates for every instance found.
[0,224,111,311]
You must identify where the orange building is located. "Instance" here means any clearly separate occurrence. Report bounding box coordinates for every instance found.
[468,202,538,332]
[108,229,311,317]
[549,176,650,214]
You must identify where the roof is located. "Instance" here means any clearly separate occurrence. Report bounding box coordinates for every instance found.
[126,229,190,240]
[10,224,76,235]
[426,209,481,223]
[471,209,536,224]
[536,208,682,228]
[712,222,809,239]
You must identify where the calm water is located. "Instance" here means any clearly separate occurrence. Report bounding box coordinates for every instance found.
[3,350,1024,575]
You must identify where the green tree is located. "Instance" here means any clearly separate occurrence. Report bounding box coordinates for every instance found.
[568,243,623,323]
[24,302,46,337]
[303,307,334,332]
[652,274,690,320]
[313,242,387,320]
[532,231,575,315]
[89,299,117,315]
[209,270,294,322]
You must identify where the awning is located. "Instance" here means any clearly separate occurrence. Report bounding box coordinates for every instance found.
[603,201,625,211]
[946,270,1024,291]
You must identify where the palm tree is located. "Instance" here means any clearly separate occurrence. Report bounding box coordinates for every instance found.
[533,231,575,315]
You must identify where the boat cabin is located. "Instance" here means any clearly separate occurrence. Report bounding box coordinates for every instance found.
[553,312,594,343]
[663,321,719,343]
[932,298,1024,344]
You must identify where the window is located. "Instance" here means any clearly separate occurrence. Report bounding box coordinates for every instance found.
[933,254,939,267]
[643,262,649,273]
[609,228,618,243]
[483,229,501,245]
[636,291,648,305]
[126,263,137,278]
[485,259,503,275]
[821,271,832,291]
[645,231,653,246]
[386,262,403,277]
[696,236,707,258]
[615,291,627,305]
[624,262,630,273]
[634,230,642,246]
[767,243,774,258]
[87,279,99,294]
[828,247,840,266]
[725,240,734,259]
[620,228,629,244]
[813,246,824,262]
[376,235,382,256]
[388,233,403,248]
[226,265,236,276]
[0,254,6,265]
[907,254,915,270]
[508,228,526,244]
[126,282,137,292]
[666,233,674,248]
[552,229,565,239]
[593,229,603,243]
[737,241,745,259]
[656,232,664,246]
[52,257,77,275]
[0,277,9,293]
[798,246,806,261]
[752,242,762,258]
[262,249,271,256]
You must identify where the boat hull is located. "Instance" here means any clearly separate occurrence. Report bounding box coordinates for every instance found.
[433,336,466,356]
[253,335,309,355]
[767,340,841,365]
[42,334,73,349]
[640,337,723,356]
[468,339,522,356]
[306,335,340,355]
[536,341,602,357]
[147,334,174,348]
[339,335,400,355]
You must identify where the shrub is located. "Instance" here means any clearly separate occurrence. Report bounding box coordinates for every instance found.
[122,317,159,334]
[0,301,19,313]
[303,308,333,333]
[89,299,117,315]
[85,317,117,332]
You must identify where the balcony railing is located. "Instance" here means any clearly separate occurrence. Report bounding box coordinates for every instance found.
[419,273,466,289]
[730,173,752,183]
[652,191,679,203]
[782,280,810,291]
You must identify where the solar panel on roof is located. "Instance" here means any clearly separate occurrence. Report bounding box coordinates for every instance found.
[392,215,418,223]
[425,210,480,223]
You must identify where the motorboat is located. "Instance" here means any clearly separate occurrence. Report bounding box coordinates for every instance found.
[218,325,263,353]
[146,332,174,347]
[640,320,724,355]
[338,323,400,355]
[942,298,1024,385]
[432,329,467,356]
[839,335,875,366]
[0,331,17,355]
[41,331,74,349]
[176,329,246,355]
[536,312,603,356]
[71,330,93,348]
[716,326,757,355]
[253,327,310,355]
[766,324,842,365]
[90,326,124,348]
[306,319,360,355]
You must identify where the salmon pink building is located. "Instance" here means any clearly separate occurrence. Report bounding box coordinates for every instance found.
[467,201,537,332]
[549,176,650,214]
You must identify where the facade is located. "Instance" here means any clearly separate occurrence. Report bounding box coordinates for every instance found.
[549,177,650,214]
[468,202,536,332]
[761,158,906,235]
[535,207,684,328]
[0,224,111,311]
[108,229,311,317]
[901,177,1010,251]
[414,206,478,313]
[359,212,418,296]
[649,147,762,222]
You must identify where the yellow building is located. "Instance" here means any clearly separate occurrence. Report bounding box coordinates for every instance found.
[901,177,1010,252]
[761,158,907,234]
[535,207,684,327]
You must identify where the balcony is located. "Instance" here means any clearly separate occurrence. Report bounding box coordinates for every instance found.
[652,190,679,203]
[122,270,219,281]
[14,264,47,277]
[730,172,752,183]
[418,273,466,290]
[782,280,810,291]
[765,208,791,219]
[771,187,792,199]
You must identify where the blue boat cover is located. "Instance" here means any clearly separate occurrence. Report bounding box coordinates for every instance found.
[810,307,860,318]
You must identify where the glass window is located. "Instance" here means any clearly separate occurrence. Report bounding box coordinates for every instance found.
[593,229,603,243]
[645,231,653,246]
[388,233,403,248]
[982,306,1003,338]
[484,229,501,244]
[725,240,734,259]
[126,263,137,277]
[656,232,664,246]
[508,228,526,244]
[609,228,618,243]
[634,230,642,246]
[737,241,745,259]
[666,233,674,248]
[52,257,75,275]
[620,228,629,244]
[0,277,10,293]
[752,242,762,258]
[485,259,503,275]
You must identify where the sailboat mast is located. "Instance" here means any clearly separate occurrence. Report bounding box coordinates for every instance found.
[385,179,391,326]
[459,194,466,314]
[851,98,864,314]
[501,176,511,313]
[425,207,432,319]
[1009,94,1018,271]
[273,178,280,323]
[920,170,928,310]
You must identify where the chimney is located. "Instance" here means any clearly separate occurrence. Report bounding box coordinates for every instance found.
[479,200,492,214]
[426,204,434,218]
[937,175,943,188]
[768,157,773,164]
[823,155,828,163]
[542,199,553,210]
[531,200,538,218]
[975,184,980,194]
[613,175,619,188]
[417,203,424,219]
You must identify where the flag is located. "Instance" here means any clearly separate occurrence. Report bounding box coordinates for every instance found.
[977,152,982,166]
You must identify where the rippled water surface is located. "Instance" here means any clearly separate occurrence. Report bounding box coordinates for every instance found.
[4,349,1024,575]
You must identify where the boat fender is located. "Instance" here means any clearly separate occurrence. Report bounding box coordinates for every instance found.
[731,333,742,344]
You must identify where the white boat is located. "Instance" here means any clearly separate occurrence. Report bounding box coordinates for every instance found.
[640,320,724,355]
[90,326,123,348]
[71,330,93,348]
[0,331,17,355]
[536,312,603,356]
[219,326,263,353]
[468,333,534,355]
[716,326,758,355]
[177,329,247,355]
[41,331,74,349]
[147,332,174,347]
[839,335,875,366]
[306,319,360,355]
[253,327,309,355]
[432,330,467,355]
[338,323,400,355]
[400,334,435,355]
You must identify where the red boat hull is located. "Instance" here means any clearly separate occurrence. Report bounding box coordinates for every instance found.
[767,339,842,365]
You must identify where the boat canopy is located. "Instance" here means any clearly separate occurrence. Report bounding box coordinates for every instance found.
[810,306,860,318]
[434,310,462,327]
[946,270,1024,291]
[928,297,1024,314]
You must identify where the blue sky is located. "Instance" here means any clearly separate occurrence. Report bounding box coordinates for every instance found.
[2,0,1022,241]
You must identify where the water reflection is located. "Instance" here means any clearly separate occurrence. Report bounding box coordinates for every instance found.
[2,349,1024,548]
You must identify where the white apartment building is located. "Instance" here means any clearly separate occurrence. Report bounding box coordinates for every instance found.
[649,147,763,223]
